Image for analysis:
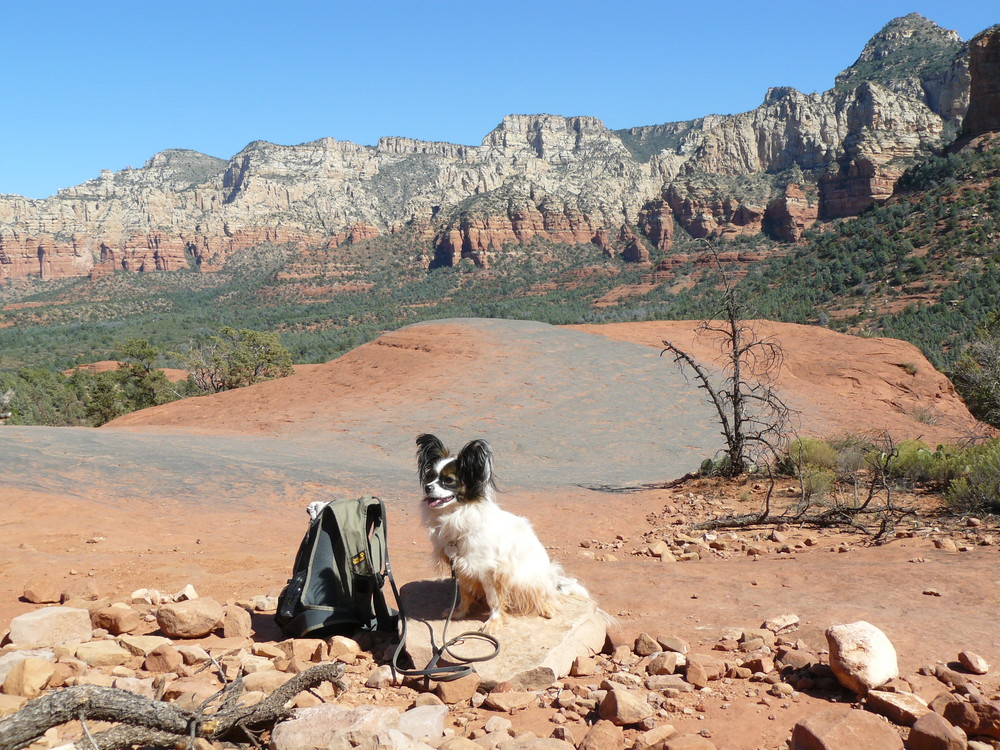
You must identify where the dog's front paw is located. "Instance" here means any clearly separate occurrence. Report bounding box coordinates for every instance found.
[480,615,505,635]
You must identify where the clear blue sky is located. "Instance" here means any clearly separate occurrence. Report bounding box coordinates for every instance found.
[2,1,996,199]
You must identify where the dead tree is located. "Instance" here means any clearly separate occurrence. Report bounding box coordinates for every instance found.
[0,661,344,750]
[0,388,12,424]
[661,256,791,480]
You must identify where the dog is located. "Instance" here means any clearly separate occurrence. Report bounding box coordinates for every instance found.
[416,433,589,633]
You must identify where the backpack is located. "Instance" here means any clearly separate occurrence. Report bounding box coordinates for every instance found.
[274,496,398,638]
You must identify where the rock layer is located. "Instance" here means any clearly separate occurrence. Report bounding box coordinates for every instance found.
[0,16,990,281]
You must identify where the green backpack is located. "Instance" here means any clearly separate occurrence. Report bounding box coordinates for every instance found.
[274,496,398,638]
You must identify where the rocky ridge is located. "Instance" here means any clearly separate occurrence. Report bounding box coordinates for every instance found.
[0,16,994,282]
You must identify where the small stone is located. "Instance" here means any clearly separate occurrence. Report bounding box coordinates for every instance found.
[156,598,224,639]
[648,652,679,675]
[635,724,677,749]
[91,606,140,636]
[656,636,689,655]
[483,691,535,713]
[435,672,481,704]
[763,614,800,634]
[579,720,623,750]
[571,656,598,677]
[117,635,172,657]
[365,664,396,689]
[660,734,717,750]
[398,704,447,742]
[22,579,63,604]
[598,684,654,726]
[174,584,199,601]
[959,651,990,675]
[143,644,184,674]
[221,603,254,638]
[933,539,958,552]
[634,633,660,657]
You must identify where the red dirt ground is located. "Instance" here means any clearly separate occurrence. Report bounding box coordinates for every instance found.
[3,319,998,749]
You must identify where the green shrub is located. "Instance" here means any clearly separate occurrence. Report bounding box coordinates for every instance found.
[945,441,1000,514]
[781,438,839,474]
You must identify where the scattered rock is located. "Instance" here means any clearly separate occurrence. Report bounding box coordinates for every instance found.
[959,651,990,675]
[484,691,536,713]
[91,606,140,635]
[398,704,447,742]
[222,603,254,638]
[656,636,690,655]
[117,634,172,657]
[156,598,224,638]
[791,707,903,749]
[826,621,899,694]
[1,657,54,698]
[635,724,677,749]
[942,700,1000,740]
[174,584,199,601]
[763,614,800,634]
[22,579,63,604]
[8,607,94,648]
[435,673,481,704]
[634,633,660,656]
[598,684,654,726]
[74,641,132,668]
[579,720,624,750]
[270,704,400,750]
[647,651,679,675]
[865,689,930,726]
[662,735,717,750]
[143,644,184,673]
[906,710,968,750]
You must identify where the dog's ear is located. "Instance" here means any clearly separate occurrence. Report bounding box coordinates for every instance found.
[456,439,494,498]
[416,434,448,485]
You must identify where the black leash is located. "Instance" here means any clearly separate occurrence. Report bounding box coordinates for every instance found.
[386,559,500,682]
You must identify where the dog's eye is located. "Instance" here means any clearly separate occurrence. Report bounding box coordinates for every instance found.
[440,476,456,488]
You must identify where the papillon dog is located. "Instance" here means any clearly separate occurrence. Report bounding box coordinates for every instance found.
[416,433,589,633]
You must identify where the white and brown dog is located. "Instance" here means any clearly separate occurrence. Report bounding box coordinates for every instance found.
[416,433,589,632]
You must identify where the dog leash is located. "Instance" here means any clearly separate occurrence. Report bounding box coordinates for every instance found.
[387,559,500,683]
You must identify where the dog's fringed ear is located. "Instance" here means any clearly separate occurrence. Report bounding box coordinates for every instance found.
[416,434,448,485]
[456,439,494,498]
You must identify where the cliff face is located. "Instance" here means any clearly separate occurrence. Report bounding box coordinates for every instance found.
[0,15,989,281]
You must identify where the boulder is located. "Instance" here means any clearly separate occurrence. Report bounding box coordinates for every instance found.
[400,580,605,689]
[22,579,63,604]
[791,708,903,749]
[156,598,223,638]
[661,736,718,750]
[826,621,898,694]
[8,607,93,648]
[435,672,480,704]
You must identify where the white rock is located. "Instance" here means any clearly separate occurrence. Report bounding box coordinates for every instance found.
[398,705,447,741]
[826,621,898,694]
[0,650,55,684]
[270,705,400,750]
[8,608,93,648]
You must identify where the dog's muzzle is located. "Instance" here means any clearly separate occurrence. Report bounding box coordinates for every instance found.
[424,494,455,508]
